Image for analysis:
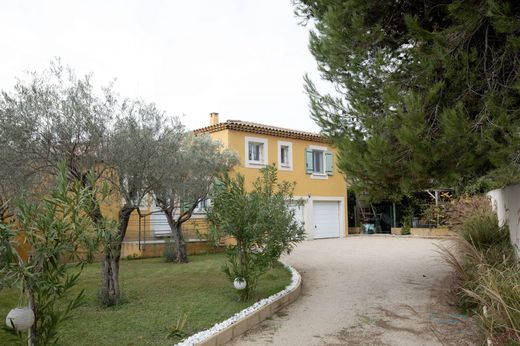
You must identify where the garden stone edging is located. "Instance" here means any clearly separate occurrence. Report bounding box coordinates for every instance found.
[175,261,302,346]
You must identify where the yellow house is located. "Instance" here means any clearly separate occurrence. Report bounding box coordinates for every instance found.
[194,113,348,240]
[121,113,348,257]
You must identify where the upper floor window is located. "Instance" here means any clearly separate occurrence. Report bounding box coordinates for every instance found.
[312,150,324,174]
[245,136,268,168]
[305,146,333,178]
[281,146,290,165]
[277,141,293,170]
[249,142,264,162]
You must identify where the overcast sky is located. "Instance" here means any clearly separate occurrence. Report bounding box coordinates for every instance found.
[0,0,328,132]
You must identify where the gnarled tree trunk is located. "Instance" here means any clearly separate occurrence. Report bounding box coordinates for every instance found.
[165,212,188,263]
[100,251,119,306]
[100,206,133,306]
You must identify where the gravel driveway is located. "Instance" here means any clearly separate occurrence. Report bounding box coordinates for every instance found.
[229,236,480,346]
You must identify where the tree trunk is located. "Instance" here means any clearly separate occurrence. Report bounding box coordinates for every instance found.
[100,252,119,306]
[174,223,188,263]
[27,281,36,346]
[99,206,133,306]
[165,212,188,264]
[236,240,251,301]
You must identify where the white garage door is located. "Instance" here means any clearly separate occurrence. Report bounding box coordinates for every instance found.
[313,201,340,239]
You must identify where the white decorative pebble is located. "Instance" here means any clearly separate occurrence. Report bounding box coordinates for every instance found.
[175,261,301,346]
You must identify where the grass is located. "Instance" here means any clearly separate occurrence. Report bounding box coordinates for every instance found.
[440,203,520,345]
[0,253,291,345]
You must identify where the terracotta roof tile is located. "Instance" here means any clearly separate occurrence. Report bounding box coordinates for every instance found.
[193,120,325,143]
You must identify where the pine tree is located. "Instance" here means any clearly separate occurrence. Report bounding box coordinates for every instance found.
[294,0,520,200]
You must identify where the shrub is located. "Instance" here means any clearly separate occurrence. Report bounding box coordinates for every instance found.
[459,212,513,263]
[400,205,413,235]
[439,196,519,344]
[163,237,177,263]
[0,164,100,345]
[446,195,492,231]
[466,266,520,343]
[208,165,305,301]
[401,224,411,235]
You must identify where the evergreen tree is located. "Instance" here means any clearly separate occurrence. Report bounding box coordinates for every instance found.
[294,0,520,200]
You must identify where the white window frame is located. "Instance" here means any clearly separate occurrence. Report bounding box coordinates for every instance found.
[309,145,329,179]
[245,136,268,168]
[277,141,293,171]
[193,198,211,215]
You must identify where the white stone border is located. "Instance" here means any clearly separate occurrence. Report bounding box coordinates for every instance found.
[176,261,301,346]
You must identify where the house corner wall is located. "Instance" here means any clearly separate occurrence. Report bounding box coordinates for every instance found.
[487,185,520,258]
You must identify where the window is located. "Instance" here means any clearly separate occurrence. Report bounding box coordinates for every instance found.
[312,150,324,174]
[277,141,293,170]
[194,198,210,214]
[248,142,264,162]
[281,146,289,165]
[305,146,333,178]
[245,137,268,168]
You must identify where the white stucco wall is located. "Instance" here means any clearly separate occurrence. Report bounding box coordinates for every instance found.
[487,185,520,257]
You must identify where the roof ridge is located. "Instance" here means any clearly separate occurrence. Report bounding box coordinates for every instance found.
[224,120,320,136]
[193,119,325,143]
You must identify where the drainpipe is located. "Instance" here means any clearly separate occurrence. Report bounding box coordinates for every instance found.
[392,203,397,227]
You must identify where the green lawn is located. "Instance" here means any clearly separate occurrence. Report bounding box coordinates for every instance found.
[0,253,291,345]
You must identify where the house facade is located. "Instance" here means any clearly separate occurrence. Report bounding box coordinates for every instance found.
[193,113,348,240]
[121,113,348,258]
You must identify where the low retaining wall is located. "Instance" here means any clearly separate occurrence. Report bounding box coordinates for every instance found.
[348,227,362,234]
[391,227,454,237]
[121,240,221,259]
[176,262,302,346]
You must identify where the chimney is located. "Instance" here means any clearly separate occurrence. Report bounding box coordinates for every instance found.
[209,112,219,126]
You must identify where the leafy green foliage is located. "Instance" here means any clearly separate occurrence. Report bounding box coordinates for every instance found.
[0,164,101,345]
[208,165,305,300]
[152,133,238,264]
[294,0,520,201]
[460,212,512,255]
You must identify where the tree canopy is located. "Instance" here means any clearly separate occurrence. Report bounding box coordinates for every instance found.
[152,133,238,263]
[0,61,238,305]
[294,0,520,200]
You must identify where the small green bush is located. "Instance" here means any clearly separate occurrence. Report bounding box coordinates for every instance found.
[401,225,411,235]
[163,237,177,263]
[400,204,413,235]
[460,212,509,252]
[208,165,305,301]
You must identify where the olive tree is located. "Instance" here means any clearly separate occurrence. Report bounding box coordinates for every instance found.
[0,114,32,222]
[208,165,306,301]
[152,134,238,263]
[0,62,115,225]
[0,63,114,225]
[0,63,173,306]
[100,100,184,305]
[0,63,125,304]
